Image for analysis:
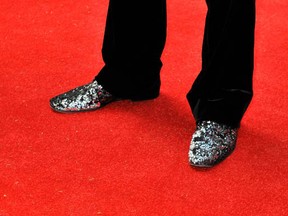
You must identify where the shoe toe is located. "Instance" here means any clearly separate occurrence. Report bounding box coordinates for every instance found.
[49,96,66,112]
[188,121,237,167]
[49,81,114,113]
[188,145,218,167]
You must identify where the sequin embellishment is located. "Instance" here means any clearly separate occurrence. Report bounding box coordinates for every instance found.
[50,80,115,112]
[189,121,238,167]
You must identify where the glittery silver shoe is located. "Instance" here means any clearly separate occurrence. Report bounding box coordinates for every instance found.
[188,121,238,167]
[50,80,116,113]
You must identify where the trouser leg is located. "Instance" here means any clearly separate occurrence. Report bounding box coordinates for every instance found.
[95,0,167,100]
[187,0,256,128]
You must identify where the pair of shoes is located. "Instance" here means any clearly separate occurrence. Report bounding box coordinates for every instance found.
[50,82,238,168]
[188,120,238,167]
[50,80,116,113]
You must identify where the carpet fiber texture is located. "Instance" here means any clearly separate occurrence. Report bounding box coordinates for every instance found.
[0,0,288,215]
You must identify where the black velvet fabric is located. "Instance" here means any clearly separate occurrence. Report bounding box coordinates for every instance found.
[95,0,256,127]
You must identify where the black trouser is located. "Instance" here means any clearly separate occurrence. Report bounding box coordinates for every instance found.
[95,0,256,128]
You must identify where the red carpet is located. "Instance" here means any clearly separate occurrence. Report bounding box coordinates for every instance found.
[1,0,288,215]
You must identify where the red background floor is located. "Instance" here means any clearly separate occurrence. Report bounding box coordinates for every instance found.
[1,0,288,215]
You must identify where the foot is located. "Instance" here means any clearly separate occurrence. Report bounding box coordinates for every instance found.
[50,80,116,113]
[188,121,238,167]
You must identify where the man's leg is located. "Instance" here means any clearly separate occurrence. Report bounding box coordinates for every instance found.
[96,0,167,100]
[188,0,256,167]
[50,0,167,112]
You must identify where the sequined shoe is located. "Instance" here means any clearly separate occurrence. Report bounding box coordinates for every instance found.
[188,121,238,167]
[50,80,116,113]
